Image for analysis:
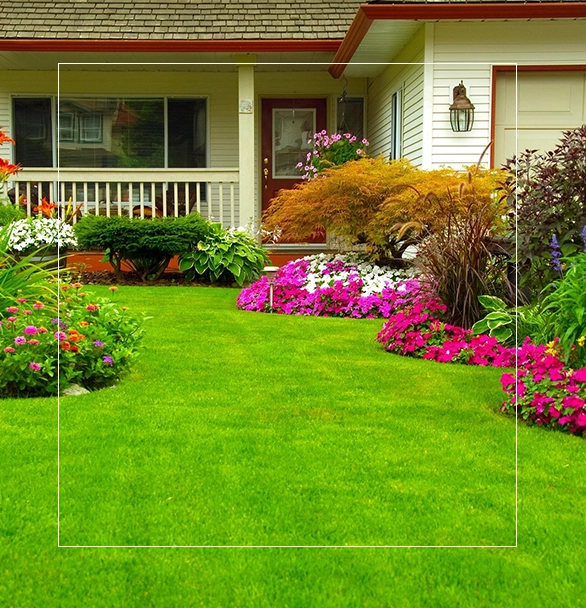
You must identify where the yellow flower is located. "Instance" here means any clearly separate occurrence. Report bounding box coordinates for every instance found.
[578,336,586,347]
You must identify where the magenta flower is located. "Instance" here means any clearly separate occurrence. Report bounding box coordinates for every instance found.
[24,326,38,335]
[29,362,41,371]
[54,331,67,341]
[3,347,15,353]
[6,306,18,313]
[572,368,586,382]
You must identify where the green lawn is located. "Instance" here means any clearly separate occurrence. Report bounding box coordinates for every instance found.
[0,286,584,606]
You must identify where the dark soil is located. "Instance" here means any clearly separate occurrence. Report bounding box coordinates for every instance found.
[78,270,235,288]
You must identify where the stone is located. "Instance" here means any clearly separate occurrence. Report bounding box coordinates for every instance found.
[61,384,90,396]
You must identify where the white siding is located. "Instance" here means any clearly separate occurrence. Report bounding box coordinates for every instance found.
[0,70,239,168]
[430,20,586,168]
[367,26,425,166]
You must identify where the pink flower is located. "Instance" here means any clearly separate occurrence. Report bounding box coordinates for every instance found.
[54,331,67,341]
[14,336,26,345]
[6,306,18,313]
[86,304,99,312]
[29,362,41,371]
[28,339,40,345]
[33,302,45,309]
[3,347,15,353]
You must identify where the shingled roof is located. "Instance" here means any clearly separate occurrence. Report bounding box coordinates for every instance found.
[0,1,364,40]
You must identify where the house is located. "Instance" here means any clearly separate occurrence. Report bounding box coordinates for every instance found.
[1,1,585,254]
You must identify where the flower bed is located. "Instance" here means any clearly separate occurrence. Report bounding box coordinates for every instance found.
[236,254,420,319]
[0,282,144,397]
[500,340,586,436]
[376,301,516,368]
[377,303,586,436]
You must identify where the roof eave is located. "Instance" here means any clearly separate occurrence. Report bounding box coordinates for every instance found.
[0,39,342,54]
[329,1,586,78]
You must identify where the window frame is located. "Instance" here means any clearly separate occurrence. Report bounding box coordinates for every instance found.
[11,94,209,169]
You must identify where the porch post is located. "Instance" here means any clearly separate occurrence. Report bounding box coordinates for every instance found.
[237,56,256,228]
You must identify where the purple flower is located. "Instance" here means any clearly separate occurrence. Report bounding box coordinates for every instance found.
[581,225,586,251]
[103,356,114,367]
[29,362,41,371]
[550,234,562,272]
[93,340,104,348]
[14,336,26,345]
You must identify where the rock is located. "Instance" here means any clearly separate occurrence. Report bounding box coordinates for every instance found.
[61,384,90,396]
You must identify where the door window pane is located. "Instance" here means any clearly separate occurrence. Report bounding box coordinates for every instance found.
[168,98,207,168]
[273,109,315,178]
[14,98,53,167]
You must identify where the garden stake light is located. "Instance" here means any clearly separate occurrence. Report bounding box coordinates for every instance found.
[262,266,280,310]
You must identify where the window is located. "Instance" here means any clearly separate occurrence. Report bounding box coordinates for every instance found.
[13,96,207,169]
[79,113,103,143]
[390,88,403,160]
[59,112,75,142]
[337,96,364,139]
[14,98,52,167]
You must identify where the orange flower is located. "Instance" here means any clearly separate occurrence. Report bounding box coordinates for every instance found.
[71,345,79,353]
[71,283,83,289]
[60,341,71,351]
[0,130,15,146]
[79,321,89,327]
[0,157,21,180]
[33,197,58,218]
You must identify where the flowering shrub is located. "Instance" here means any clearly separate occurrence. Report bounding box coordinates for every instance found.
[8,217,77,254]
[500,339,586,436]
[376,302,516,367]
[237,253,420,318]
[296,131,369,180]
[0,283,144,397]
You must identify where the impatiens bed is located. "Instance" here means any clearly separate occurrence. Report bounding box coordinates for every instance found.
[236,253,419,319]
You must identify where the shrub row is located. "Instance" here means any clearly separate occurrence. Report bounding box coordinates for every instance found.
[74,214,268,285]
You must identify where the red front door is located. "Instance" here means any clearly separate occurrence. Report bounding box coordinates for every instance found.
[261,98,327,242]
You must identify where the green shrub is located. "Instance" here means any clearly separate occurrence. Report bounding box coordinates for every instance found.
[74,214,210,282]
[179,224,270,286]
[0,204,25,227]
[533,253,586,366]
[0,280,144,397]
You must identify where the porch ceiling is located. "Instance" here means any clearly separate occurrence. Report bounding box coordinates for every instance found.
[0,51,337,72]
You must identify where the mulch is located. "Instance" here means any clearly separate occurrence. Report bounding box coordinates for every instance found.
[77,270,237,288]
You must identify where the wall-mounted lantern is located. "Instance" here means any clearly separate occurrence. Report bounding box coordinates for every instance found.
[449,81,475,132]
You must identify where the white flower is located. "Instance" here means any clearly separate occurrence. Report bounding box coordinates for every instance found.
[8,217,77,252]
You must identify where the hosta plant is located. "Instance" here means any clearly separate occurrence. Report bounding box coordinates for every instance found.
[179,223,270,286]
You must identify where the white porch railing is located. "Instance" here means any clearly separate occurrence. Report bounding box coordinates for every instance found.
[4,168,240,227]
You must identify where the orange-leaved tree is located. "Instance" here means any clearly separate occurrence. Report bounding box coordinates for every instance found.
[263,156,509,263]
